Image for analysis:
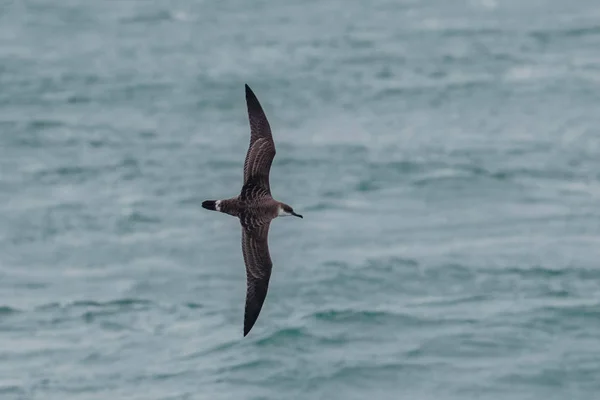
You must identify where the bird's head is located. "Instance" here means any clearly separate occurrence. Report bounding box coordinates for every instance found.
[278,203,303,218]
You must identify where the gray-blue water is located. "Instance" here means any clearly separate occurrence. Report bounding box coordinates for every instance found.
[2,1,600,399]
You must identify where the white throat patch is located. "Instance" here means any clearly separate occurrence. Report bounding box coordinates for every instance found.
[215,200,222,211]
[278,206,292,217]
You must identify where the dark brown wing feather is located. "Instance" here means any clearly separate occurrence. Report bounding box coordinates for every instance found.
[243,84,276,194]
[241,222,272,336]
[239,176,271,202]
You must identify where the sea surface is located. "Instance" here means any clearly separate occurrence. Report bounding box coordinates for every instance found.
[1,1,600,399]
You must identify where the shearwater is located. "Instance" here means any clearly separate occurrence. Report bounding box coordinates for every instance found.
[202,84,303,337]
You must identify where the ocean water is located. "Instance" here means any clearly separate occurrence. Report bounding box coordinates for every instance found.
[1,0,600,399]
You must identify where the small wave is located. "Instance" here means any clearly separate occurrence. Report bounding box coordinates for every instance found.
[303,201,338,212]
[412,164,505,187]
[0,306,20,315]
[35,166,90,179]
[254,327,308,346]
[0,384,23,395]
[148,370,192,381]
[216,358,278,374]
[531,26,600,43]
[382,160,426,173]
[117,212,162,233]
[311,361,420,385]
[322,260,349,268]
[313,309,392,322]
[121,10,175,24]
[181,339,237,360]
[28,299,155,328]
[276,157,327,168]
[364,255,420,270]
[539,303,600,318]
[32,162,129,184]
[78,300,153,324]
[499,265,599,294]
[178,196,203,206]
[71,298,153,308]
[35,298,153,312]
[490,167,580,182]
[205,159,242,170]
[526,302,600,334]
[35,302,61,311]
[562,26,600,37]
[351,160,431,193]
[66,94,91,104]
[373,79,490,101]
[355,179,380,192]
[126,211,161,224]
[411,293,489,308]
[503,265,566,278]
[139,130,157,139]
[311,308,429,327]
[441,27,504,37]
[27,119,63,130]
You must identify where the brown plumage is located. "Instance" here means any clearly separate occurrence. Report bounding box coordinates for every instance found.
[202,84,303,337]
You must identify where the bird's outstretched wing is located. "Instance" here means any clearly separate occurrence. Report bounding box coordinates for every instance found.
[242,84,276,195]
[241,222,272,336]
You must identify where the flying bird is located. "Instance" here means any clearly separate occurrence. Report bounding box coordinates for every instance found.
[202,84,303,336]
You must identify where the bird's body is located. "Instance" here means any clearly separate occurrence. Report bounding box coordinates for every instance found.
[202,84,302,336]
[203,196,282,227]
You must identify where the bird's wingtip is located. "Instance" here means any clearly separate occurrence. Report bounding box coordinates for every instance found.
[202,200,217,211]
[244,84,262,112]
[245,84,256,99]
[243,316,257,337]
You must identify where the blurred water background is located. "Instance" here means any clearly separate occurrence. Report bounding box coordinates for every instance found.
[1,0,600,399]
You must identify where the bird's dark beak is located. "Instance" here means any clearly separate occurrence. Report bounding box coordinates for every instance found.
[292,212,303,219]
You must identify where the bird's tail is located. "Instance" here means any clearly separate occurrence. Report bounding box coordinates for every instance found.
[202,200,218,211]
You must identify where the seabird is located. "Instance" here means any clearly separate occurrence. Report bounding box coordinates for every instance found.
[202,84,303,336]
